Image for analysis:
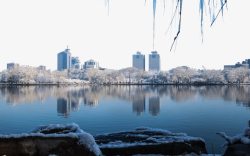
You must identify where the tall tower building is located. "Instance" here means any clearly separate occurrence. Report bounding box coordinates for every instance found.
[132,51,145,71]
[57,47,71,71]
[149,51,160,71]
[71,57,80,69]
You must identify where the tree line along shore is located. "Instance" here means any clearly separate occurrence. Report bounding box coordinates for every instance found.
[1,66,250,85]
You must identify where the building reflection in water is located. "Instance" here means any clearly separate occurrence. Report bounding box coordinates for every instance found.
[57,94,81,117]
[149,96,160,116]
[2,85,250,117]
[57,98,71,117]
[84,96,99,107]
[71,98,80,112]
[132,96,146,116]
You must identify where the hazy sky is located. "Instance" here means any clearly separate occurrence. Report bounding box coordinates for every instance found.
[0,0,249,71]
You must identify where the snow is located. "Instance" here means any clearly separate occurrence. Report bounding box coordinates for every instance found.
[78,133,101,156]
[0,123,101,156]
[97,127,205,149]
[99,141,150,148]
[31,123,84,133]
[136,127,205,142]
[1,65,250,85]
[217,127,250,145]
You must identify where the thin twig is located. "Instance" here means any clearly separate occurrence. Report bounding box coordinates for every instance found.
[210,0,227,26]
[165,0,180,35]
[170,0,182,51]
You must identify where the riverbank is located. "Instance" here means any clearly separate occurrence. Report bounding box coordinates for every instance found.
[1,66,250,86]
[0,123,207,156]
[1,123,249,156]
[1,82,250,86]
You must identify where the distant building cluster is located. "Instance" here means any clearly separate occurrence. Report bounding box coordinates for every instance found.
[57,47,100,71]
[6,63,47,71]
[83,59,99,70]
[132,51,160,71]
[224,59,250,70]
[7,63,20,70]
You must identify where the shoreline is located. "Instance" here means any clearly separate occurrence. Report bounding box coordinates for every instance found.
[1,82,250,86]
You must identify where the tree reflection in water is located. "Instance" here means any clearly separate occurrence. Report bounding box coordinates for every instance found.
[1,85,250,117]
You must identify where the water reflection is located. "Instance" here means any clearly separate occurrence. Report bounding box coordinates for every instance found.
[57,98,71,117]
[132,95,145,115]
[149,96,160,116]
[1,85,250,117]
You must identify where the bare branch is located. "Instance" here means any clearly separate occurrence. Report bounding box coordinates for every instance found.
[210,0,227,26]
[170,0,182,51]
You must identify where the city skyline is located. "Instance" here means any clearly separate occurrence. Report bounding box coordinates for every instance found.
[0,0,250,71]
[4,48,250,72]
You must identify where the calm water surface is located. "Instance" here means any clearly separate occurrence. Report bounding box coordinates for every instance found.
[0,85,250,153]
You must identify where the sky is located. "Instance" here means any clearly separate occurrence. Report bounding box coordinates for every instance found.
[0,0,249,71]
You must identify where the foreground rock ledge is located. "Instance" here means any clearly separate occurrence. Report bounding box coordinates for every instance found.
[95,127,207,156]
[217,124,250,156]
[0,123,101,156]
[0,124,207,156]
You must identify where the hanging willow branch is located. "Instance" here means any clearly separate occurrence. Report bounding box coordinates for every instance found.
[170,0,182,51]
[105,0,110,15]
[210,0,227,26]
[105,0,228,51]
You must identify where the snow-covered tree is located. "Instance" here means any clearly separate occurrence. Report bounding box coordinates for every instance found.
[202,69,225,84]
[170,66,197,84]
[226,67,250,83]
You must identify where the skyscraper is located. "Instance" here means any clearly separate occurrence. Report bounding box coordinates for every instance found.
[149,51,160,71]
[57,47,71,71]
[71,57,80,69]
[7,63,19,70]
[132,52,145,71]
[83,59,99,70]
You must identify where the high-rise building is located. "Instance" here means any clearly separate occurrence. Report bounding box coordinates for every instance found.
[132,52,145,71]
[57,47,71,71]
[71,57,80,69]
[37,65,46,71]
[7,63,19,70]
[149,51,160,71]
[83,59,99,70]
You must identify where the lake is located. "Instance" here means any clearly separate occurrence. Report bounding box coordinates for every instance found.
[0,85,249,154]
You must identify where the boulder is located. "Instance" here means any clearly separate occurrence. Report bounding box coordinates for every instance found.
[217,121,250,156]
[0,123,101,156]
[224,144,250,156]
[95,127,207,156]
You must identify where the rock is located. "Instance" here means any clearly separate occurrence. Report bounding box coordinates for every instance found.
[95,127,207,156]
[217,121,250,156]
[0,123,101,156]
[224,144,250,156]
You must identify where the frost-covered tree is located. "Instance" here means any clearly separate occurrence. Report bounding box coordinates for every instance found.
[226,67,250,83]
[202,69,225,84]
[170,66,197,84]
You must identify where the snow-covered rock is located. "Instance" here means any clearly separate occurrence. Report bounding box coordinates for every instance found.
[95,127,207,155]
[217,121,250,155]
[0,123,101,156]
